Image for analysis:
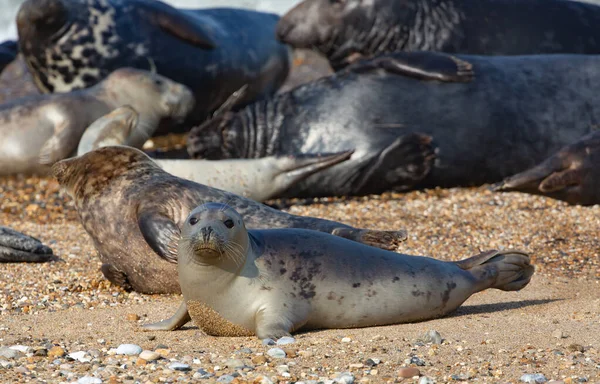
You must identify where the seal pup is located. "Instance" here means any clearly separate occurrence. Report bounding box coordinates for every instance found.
[0,67,194,176]
[492,131,600,206]
[77,106,354,201]
[276,0,600,70]
[142,202,534,339]
[0,226,54,263]
[51,146,407,294]
[16,0,291,131]
[187,51,599,198]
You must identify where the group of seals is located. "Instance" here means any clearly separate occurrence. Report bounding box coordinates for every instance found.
[77,105,354,202]
[187,51,599,199]
[51,146,407,294]
[16,0,292,130]
[276,0,600,70]
[0,67,194,175]
[142,202,534,339]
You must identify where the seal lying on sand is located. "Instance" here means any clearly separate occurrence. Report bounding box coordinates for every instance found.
[142,202,534,339]
[77,106,353,201]
[187,51,599,198]
[276,0,600,70]
[493,131,600,206]
[0,226,54,263]
[0,67,194,176]
[51,146,407,294]
[16,0,291,130]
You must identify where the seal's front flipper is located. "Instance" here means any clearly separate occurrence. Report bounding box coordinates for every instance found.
[137,209,180,263]
[39,120,78,165]
[456,250,535,293]
[354,133,436,194]
[0,226,54,263]
[332,227,408,252]
[348,52,474,83]
[100,263,133,291]
[141,301,191,331]
[131,0,217,49]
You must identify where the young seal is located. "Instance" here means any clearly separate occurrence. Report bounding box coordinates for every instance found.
[276,0,600,70]
[76,106,353,201]
[187,51,599,198]
[0,67,194,176]
[0,226,54,263]
[492,131,600,206]
[51,146,407,294]
[142,202,534,339]
[16,0,291,131]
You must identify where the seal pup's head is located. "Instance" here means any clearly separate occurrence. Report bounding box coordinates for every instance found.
[179,203,249,272]
[100,68,196,123]
[52,145,160,202]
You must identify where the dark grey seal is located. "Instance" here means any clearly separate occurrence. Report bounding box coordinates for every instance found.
[493,131,600,206]
[187,51,599,198]
[0,40,18,74]
[51,146,408,294]
[0,227,54,263]
[276,0,600,70]
[16,0,291,131]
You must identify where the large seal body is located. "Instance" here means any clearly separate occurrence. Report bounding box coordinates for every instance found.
[277,0,600,70]
[187,52,600,198]
[17,0,291,131]
[51,146,407,294]
[143,203,534,339]
[0,67,194,176]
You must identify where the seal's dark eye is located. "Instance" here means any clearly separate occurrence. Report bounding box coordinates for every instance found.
[189,217,198,225]
[224,219,234,229]
[153,78,163,86]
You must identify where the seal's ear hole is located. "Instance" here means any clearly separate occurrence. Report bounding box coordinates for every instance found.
[189,217,198,226]
[224,219,235,229]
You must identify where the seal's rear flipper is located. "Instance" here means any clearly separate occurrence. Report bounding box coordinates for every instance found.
[0,226,54,263]
[137,210,180,263]
[491,155,567,195]
[347,52,474,83]
[131,0,217,49]
[100,263,133,291]
[353,133,436,194]
[39,120,78,165]
[274,150,354,191]
[332,227,408,251]
[141,301,191,331]
[455,250,534,293]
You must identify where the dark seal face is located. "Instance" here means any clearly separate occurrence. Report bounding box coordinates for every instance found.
[17,0,141,93]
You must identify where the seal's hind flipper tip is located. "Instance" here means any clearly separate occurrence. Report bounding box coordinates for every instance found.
[332,227,408,251]
[0,226,54,263]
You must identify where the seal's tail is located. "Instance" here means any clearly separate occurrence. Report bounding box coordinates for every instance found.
[454,249,534,293]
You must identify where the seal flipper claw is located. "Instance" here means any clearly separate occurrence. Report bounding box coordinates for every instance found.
[347,52,474,83]
[331,228,408,251]
[137,210,180,263]
[131,0,217,49]
[0,226,54,263]
[141,301,191,331]
[100,263,132,291]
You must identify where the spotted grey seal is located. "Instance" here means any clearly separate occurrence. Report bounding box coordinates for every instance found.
[142,202,534,338]
[0,226,54,263]
[276,0,600,70]
[492,131,600,206]
[77,105,353,201]
[16,0,291,131]
[51,146,407,294]
[187,51,599,198]
[0,67,194,176]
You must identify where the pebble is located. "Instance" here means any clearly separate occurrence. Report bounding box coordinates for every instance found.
[115,344,142,355]
[252,355,268,365]
[253,376,274,384]
[193,369,213,379]
[168,362,191,371]
[262,338,276,346]
[267,348,286,359]
[276,364,290,374]
[276,336,296,345]
[68,351,91,363]
[225,358,245,369]
[341,337,352,343]
[0,346,23,359]
[217,375,235,383]
[521,373,548,383]
[139,350,160,361]
[77,376,103,384]
[398,367,421,378]
[419,330,443,345]
[334,372,355,384]
[10,345,30,353]
[48,346,65,358]
[126,313,140,321]
[552,329,566,339]
[419,377,435,384]
[409,356,426,366]
[365,358,381,366]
